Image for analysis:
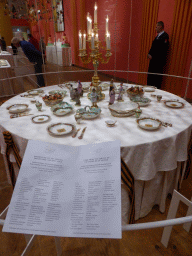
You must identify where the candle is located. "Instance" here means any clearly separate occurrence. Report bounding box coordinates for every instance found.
[106,15,109,34]
[106,32,110,50]
[94,3,97,23]
[87,13,90,35]
[89,18,92,35]
[83,31,86,49]
[91,31,95,49]
[79,31,82,49]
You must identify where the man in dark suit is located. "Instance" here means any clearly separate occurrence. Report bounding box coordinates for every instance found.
[11,37,45,87]
[147,21,169,89]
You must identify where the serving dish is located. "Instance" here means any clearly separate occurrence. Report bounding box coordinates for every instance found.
[164,100,184,108]
[49,90,67,97]
[76,106,101,119]
[131,96,151,107]
[51,102,73,116]
[127,86,144,98]
[28,89,44,95]
[143,86,156,92]
[32,115,50,123]
[109,102,138,114]
[137,117,162,131]
[47,123,75,136]
[110,110,136,117]
[42,93,64,106]
[7,104,28,114]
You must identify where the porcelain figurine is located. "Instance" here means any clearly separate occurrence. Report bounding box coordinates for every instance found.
[70,84,75,101]
[90,88,98,107]
[35,101,42,111]
[135,108,142,118]
[109,79,114,95]
[77,80,83,96]
[117,83,124,101]
[73,88,81,106]
[109,87,115,105]
[75,112,82,124]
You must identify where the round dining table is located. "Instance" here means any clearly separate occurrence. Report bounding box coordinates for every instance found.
[0,82,192,220]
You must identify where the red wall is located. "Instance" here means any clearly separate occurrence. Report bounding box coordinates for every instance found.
[29,0,192,98]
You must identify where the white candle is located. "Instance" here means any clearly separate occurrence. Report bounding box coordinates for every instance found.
[87,13,90,35]
[106,15,109,34]
[91,31,95,49]
[106,32,110,50]
[79,31,82,50]
[83,32,86,49]
[94,3,97,23]
[89,18,92,35]
[95,33,98,42]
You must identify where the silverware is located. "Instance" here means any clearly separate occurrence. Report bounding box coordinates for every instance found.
[72,128,81,138]
[78,127,87,139]
[10,113,33,119]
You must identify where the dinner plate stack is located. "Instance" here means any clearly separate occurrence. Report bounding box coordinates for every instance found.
[108,102,138,117]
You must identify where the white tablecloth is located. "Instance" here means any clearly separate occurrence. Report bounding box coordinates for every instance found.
[0,51,14,66]
[0,83,191,220]
[46,46,72,66]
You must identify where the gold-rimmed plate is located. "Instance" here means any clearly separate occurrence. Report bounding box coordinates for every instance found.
[137,117,162,131]
[47,123,75,136]
[28,89,44,95]
[164,100,184,108]
[7,104,28,114]
[32,115,50,123]
[143,86,157,92]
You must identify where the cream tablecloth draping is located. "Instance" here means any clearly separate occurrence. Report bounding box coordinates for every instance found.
[0,83,191,220]
[46,46,72,66]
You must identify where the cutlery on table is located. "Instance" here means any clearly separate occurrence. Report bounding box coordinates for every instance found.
[78,127,87,139]
[72,128,81,138]
[10,113,33,118]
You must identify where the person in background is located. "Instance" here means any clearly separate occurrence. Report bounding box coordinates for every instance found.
[147,21,169,89]
[11,43,18,55]
[28,33,40,51]
[11,37,45,87]
[1,37,7,51]
[39,36,46,63]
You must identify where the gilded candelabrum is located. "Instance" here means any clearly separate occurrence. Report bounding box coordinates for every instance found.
[78,3,112,105]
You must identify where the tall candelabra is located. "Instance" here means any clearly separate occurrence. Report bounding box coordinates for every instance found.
[78,2,112,101]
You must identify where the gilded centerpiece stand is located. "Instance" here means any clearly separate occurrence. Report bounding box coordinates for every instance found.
[78,3,112,107]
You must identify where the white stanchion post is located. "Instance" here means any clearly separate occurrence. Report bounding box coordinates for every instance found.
[55,237,63,256]
[184,60,192,100]
[161,190,192,248]
[183,197,192,232]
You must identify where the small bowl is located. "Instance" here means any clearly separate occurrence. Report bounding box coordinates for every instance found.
[127,87,144,99]
[42,97,64,106]
[105,120,117,127]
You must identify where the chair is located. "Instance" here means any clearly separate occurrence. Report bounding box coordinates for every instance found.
[0,131,39,256]
[121,158,135,224]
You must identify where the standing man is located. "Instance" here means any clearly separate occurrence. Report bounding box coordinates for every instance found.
[11,37,45,87]
[147,21,169,89]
